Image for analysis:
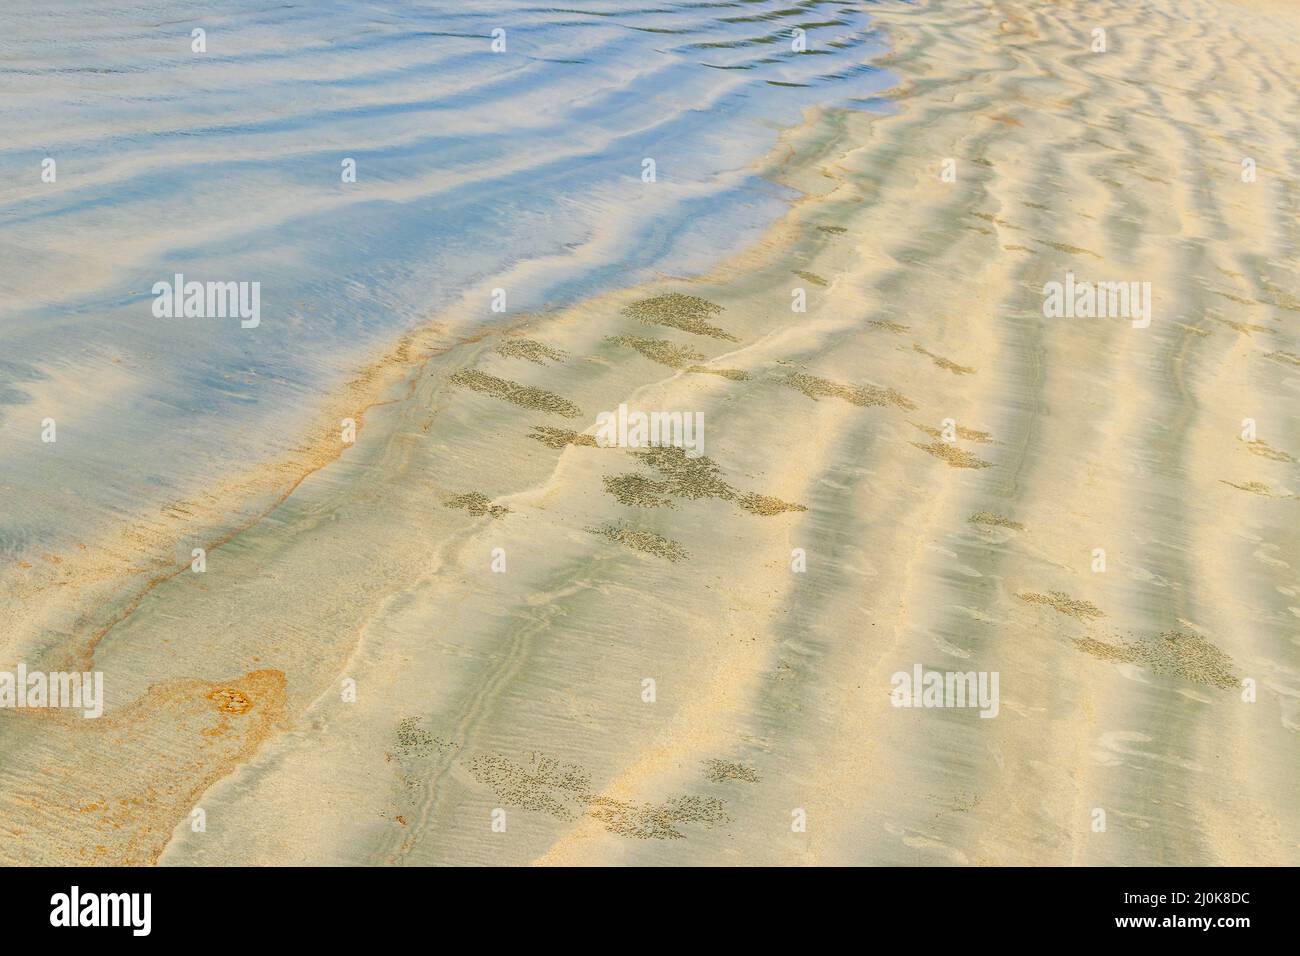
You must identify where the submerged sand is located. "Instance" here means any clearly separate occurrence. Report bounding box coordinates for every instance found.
[1,0,1298,866]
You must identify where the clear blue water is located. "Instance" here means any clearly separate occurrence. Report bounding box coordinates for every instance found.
[0,0,893,556]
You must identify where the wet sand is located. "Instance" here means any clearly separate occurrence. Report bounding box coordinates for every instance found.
[1,0,1297,865]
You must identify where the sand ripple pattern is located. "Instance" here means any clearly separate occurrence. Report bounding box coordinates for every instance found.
[0,0,1297,867]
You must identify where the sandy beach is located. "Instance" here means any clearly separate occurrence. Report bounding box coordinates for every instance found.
[1,0,1297,866]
